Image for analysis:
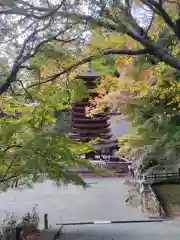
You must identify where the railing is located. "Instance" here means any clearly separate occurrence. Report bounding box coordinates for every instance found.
[52,218,167,240]
[137,170,180,216]
[140,170,180,182]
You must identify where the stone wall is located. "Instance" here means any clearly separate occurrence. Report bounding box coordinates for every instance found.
[152,183,180,217]
[145,185,166,217]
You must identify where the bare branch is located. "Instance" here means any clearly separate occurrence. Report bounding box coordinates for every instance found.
[3,145,22,153]
[1,0,180,94]
[0,18,81,95]
[0,3,63,20]
[17,80,34,101]
[0,173,21,184]
[0,157,16,182]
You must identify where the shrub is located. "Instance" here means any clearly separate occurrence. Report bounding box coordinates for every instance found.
[0,207,39,240]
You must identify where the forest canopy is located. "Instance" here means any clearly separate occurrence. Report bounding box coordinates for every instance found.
[1,0,180,186]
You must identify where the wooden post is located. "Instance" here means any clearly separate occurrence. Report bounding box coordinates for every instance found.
[144,189,148,210]
[44,213,48,230]
[16,226,22,240]
[178,168,180,179]
[158,203,162,216]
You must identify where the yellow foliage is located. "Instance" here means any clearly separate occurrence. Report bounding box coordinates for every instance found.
[125,39,139,50]
[90,30,126,50]
[140,67,156,84]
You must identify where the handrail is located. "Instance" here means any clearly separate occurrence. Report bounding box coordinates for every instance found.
[56,219,166,226]
[52,218,168,239]
[140,171,180,182]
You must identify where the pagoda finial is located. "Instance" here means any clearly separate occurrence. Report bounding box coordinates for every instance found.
[88,61,92,72]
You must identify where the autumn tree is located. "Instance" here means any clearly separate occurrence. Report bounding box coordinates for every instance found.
[1,0,180,179]
[0,40,94,189]
[87,28,180,171]
[1,1,180,93]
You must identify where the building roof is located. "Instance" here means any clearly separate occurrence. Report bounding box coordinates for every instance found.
[76,62,101,79]
[77,68,101,78]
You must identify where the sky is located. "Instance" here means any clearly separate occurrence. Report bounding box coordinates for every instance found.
[131,3,152,28]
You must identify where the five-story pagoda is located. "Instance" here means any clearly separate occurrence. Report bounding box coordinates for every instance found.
[70,63,118,159]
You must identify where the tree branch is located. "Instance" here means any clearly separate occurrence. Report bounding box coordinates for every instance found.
[125,0,132,15]
[0,20,81,95]
[1,1,180,93]
[17,80,34,101]
[144,12,155,36]
[102,49,148,55]
[27,48,149,88]
[51,11,180,71]
[126,29,180,70]
[140,0,177,35]
[0,3,63,20]
[0,157,16,182]
[3,145,22,153]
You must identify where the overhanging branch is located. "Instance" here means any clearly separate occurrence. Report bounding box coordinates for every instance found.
[103,49,148,55]
[1,1,180,93]
[0,20,81,95]
[126,29,180,70]
[27,48,149,88]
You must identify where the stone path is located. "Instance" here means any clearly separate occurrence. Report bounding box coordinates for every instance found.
[39,177,147,239]
[39,229,59,240]
[17,178,180,239]
[57,222,180,240]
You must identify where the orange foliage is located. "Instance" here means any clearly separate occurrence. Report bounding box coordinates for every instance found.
[140,68,155,82]
[115,55,137,73]
[40,70,49,77]
[125,40,139,50]
[40,70,58,78]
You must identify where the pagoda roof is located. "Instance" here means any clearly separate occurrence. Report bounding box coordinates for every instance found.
[76,67,101,79]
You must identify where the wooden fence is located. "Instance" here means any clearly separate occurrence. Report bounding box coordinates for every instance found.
[141,169,180,182]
